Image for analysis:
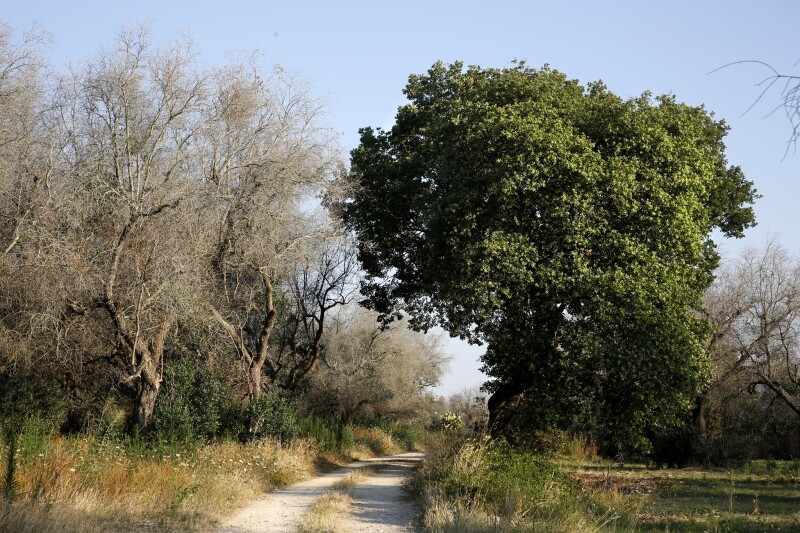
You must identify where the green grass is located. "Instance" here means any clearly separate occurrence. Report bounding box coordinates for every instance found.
[411,435,637,532]
[562,459,800,532]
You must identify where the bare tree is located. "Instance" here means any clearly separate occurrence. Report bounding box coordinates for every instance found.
[303,306,449,423]
[706,241,800,419]
[0,22,68,382]
[0,23,50,256]
[199,55,340,401]
[55,26,207,431]
[274,235,359,391]
[0,23,349,436]
[713,60,800,155]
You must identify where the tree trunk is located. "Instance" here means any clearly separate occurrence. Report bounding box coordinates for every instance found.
[248,363,263,399]
[487,381,522,436]
[247,269,278,400]
[692,394,707,435]
[134,357,161,434]
[208,270,278,403]
[691,392,709,464]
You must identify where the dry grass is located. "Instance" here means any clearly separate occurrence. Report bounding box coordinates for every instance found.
[299,462,383,533]
[0,421,415,532]
[330,465,377,490]
[298,491,353,533]
[421,493,552,533]
[0,435,316,531]
[0,501,114,533]
[352,427,400,456]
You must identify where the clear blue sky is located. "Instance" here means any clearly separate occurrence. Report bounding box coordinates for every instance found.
[6,1,798,396]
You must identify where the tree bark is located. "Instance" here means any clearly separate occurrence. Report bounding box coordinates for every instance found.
[134,357,161,434]
[248,269,277,400]
[692,393,707,435]
[208,268,278,401]
[487,381,522,436]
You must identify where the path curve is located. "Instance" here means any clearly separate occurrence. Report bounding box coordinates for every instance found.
[216,452,423,533]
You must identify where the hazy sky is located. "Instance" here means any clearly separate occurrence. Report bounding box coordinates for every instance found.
[5,1,798,396]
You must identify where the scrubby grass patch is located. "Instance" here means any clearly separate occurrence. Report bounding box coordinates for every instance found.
[411,435,635,532]
[299,491,353,533]
[0,433,316,531]
[330,466,377,490]
[299,464,379,533]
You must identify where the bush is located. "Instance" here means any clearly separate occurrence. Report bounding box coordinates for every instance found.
[353,427,399,456]
[354,416,422,450]
[412,436,632,532]
[384,422,421,450]
[432,412,464,432]
[300,417,354,454]
[246,388,299,443]
[0,371,71,431]
[154,357,237,444]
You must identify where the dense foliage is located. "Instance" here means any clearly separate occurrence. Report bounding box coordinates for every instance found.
[345,61,757,453]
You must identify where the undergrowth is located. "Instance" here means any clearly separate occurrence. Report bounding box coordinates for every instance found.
[411,434,636,532]
[0,416,421,532]
[0,433,314,532]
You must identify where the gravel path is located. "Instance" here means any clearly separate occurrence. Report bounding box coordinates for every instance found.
[216,452,423,533]
[341,454,422,532]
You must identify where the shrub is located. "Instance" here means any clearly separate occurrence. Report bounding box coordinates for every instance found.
[432,412,464,432]
[353,427,399,456]
[300,417,354,454]
[0,371,71,431]
[154,357,237,444]
[246,389,299,443]
[413,436,632,532]
[384,422,421,450]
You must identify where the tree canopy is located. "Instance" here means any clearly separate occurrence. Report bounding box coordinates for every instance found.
[344,61,757,453]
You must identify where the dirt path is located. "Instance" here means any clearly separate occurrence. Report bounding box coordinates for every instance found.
[216,452,423,533]
[341,454,422,532]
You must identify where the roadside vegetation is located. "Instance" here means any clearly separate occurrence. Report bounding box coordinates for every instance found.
[413,428,800,533]
[0,417,423,532]
[410,434,637,533]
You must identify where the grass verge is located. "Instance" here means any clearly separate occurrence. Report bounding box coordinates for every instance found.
[0,419,420,532]
[0,435,315,532]
[410,434,636,532]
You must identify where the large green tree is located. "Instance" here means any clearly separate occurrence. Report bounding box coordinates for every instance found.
[344,62,757,453]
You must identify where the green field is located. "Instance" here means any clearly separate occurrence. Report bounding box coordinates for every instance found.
[564,460,800,532]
